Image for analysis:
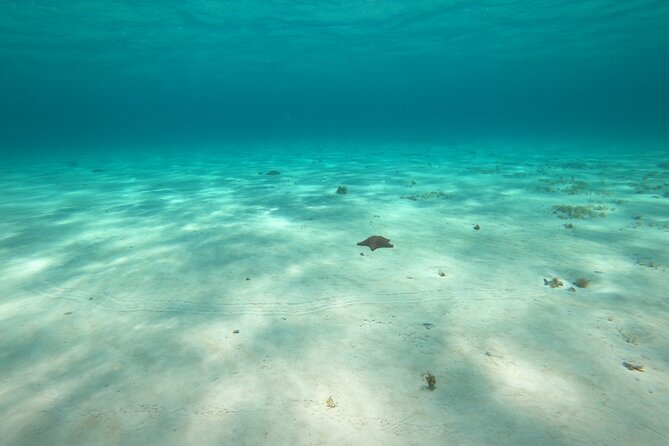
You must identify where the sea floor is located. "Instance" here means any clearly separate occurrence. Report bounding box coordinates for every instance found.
[1,141,668,445]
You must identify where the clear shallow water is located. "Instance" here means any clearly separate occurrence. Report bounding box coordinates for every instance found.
[1,3,669,445]
[1,145,668,445]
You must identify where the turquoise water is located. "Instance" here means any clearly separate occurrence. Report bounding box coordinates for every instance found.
[2,3,669,446]
[1,1,669,147]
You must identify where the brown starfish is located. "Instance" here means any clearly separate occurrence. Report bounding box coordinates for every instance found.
[357,235,393,251]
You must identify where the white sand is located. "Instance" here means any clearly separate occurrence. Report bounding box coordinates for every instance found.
[1,142,667,445]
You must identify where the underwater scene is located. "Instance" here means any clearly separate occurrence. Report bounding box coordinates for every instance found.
[1,1,668,445]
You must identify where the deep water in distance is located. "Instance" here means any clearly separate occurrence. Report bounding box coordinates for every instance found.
[1,1,668,150]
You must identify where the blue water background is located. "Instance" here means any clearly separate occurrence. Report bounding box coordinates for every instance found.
[1,1,668,150]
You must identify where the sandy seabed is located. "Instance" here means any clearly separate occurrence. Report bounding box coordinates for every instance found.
[1,142,668,445]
